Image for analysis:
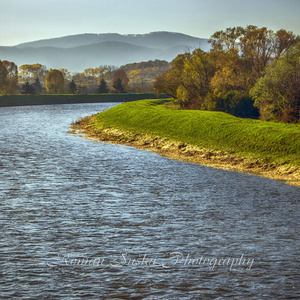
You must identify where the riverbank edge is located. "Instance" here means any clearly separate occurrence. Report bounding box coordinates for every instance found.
[0,93,168,107]
[69,115,300,187]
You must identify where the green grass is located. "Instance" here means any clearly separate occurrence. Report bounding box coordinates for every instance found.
[90,98,300,165]
[0,93,168,107]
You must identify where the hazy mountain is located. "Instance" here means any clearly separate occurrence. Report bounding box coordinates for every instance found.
[0,32,210,72]
[16,32,208,50]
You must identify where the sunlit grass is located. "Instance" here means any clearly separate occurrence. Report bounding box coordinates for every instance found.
[90,99,300,165]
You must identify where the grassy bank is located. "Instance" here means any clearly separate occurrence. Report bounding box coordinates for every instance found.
[72,99,300,185]
[0,93,167,107]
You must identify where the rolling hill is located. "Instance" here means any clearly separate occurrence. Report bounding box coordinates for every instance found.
[0,32,210,72]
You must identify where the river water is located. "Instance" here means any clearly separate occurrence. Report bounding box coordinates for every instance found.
[0,103,299,299]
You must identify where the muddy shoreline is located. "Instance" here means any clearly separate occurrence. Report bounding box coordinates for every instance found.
[69,116,300,187]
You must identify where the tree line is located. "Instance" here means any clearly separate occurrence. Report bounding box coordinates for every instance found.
[0,60,170,96]
[154,25,300,123]
[1,25,299,123]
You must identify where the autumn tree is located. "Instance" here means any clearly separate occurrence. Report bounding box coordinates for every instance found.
[0,60,18,94]
[124,60,170,92]
[250,42,300,122]
[274,29,299,57]
[0,60,8,94]
[77,67,108,92]
[210,50,250,95]
[153,53,190,97]
[19,64,47,87]
[59,69,72,81]
[240,26,278,85]
[209,25,299,94]
[128,69,144,92]
[153,26,298,119]
[57,68,72,92]
[111,69,129,93]
[102,65,118,81]
[175,49,216,109]
[0,60,18,95]
[72,72,86,94]
[46,69,64,94]
[209,26,244,52]
[153,71,177,97]
[81,68,95,92]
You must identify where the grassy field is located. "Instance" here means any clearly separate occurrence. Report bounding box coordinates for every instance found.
[88,99,300,166]
[0,93,167,107]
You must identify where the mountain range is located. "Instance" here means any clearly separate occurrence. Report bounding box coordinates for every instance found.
[0,32,210,72]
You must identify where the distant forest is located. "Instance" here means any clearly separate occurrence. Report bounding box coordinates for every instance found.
[0,25,299,122]
[0,59,170,95]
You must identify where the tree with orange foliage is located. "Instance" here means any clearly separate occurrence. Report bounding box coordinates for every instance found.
[1,60,18,94]
[153,53,190,98]
[111,69,129,93]
[209,25,299,95]
[46,69,64,94]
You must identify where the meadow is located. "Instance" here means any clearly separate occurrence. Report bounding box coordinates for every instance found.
[88,99,300,166]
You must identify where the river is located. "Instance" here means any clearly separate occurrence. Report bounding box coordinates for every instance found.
[0,103,299,299]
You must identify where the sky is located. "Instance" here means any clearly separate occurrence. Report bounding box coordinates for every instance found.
[0,0,299,46]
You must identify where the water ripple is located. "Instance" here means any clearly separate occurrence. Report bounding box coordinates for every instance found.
[0,103,299,299]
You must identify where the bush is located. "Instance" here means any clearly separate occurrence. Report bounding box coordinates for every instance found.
[214,91,259,119]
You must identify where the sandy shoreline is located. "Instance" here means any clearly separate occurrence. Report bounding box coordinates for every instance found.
[69,116,300,187]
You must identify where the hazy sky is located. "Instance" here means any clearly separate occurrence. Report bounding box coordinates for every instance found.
[1,0,299,46]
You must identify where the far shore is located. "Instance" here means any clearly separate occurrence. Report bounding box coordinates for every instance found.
[0,93,168,107]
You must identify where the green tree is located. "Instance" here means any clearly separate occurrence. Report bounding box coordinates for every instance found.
[112,78,125,93]
[250,42,300,122]
[68,79,78,94]
[22,81,35,94]
[33,77,43,94]
[213,91,259,119]
[97,78,109,93]
[45,69,64,94]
